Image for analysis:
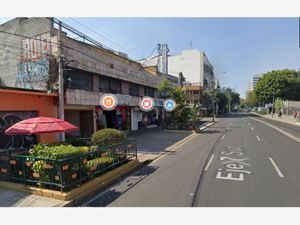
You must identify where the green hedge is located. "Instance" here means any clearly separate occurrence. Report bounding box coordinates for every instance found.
[29,144,83,159]
[91,128,126,147]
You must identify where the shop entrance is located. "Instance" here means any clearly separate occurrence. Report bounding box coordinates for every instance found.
[103,110,117,129]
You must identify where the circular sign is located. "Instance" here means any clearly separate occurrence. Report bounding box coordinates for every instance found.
[163,98,177,112]
[100,94,118,111]
[139,96,155,112]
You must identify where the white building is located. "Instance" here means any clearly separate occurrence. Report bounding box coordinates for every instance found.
[139,49,214,90]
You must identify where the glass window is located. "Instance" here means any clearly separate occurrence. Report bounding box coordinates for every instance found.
[99,75,122,94]
[64,69,93,91]
[144,87,155,97]
[129,83,140,97]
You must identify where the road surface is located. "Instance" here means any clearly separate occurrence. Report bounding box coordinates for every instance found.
[82,113,300,207]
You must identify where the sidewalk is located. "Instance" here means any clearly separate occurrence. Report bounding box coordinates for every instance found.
[252,112,300,126]
[0,187,69,207]
[0,120,215,207]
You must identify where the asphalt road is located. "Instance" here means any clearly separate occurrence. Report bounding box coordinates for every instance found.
[82,113,300,207]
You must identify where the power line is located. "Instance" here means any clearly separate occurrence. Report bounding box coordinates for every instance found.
[65,17,143,59]
[0,25,160,87]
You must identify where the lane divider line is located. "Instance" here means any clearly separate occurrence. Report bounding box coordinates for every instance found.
[221,134,225,140]
[204,154,215,171]
[256,135,261,142]
[251,127,254,131]
[250,117,300,143]
[269,157,284,178]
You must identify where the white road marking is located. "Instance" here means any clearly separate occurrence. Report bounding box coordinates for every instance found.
[269,157,284,178]
[256,135,261,142]
[221,134,225,140]
[250,117,300,143]
[251,127,254,131]
[204,154,215,171]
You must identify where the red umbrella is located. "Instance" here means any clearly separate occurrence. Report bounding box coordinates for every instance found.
[4,117,78,135]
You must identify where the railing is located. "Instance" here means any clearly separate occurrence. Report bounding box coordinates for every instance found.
[0,139,137,192]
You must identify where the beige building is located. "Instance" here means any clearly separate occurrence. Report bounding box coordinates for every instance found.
[0,17,164,138]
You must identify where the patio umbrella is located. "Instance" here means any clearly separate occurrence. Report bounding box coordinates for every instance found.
[4,117,78,135]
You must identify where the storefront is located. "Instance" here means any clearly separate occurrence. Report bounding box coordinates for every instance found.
[95,106,131,132]
[0,88,58,148]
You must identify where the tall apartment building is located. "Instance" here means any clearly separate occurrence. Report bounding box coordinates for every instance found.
[252,74,263,90]
[0,17,164,139]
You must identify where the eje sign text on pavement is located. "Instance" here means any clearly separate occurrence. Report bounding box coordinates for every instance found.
[216,146,252,181]
[100,94,118,111]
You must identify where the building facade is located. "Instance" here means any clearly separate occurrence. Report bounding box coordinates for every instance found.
[0,17,164,140]
[139,49,215,91]
[183,82,203,106]
[0,87,58,148]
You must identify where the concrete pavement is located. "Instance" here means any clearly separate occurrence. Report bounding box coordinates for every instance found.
[0,121,213,207]
[83,113,300,207]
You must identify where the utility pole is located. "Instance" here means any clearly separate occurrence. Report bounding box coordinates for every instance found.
[58,21,65,142]
[272,88,275,118]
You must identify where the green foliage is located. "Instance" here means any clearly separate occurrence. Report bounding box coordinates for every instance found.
[190,104,200,130]
[275,98,284,113]
[158,78,172,98]
[216,91,228,113]
[255,69,300,103]
[91,128,126,147]
[85,157,114,171]
[245,91,258,107]
[29,144,83,159]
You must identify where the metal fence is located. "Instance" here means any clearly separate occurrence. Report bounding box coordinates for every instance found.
[0,138,137,192]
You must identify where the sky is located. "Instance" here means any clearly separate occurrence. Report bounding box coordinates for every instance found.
[1,17,300,98]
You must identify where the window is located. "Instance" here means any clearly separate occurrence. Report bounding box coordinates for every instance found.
[129,83,140,97]
[144,87,155,97]
[99,75,122,94]
[64,69,93,91]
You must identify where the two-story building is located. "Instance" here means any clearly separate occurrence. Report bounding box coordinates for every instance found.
[0,17,164,140]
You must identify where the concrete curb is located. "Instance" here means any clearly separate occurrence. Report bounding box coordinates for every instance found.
[251,112,300,127]
[0,159,141,206]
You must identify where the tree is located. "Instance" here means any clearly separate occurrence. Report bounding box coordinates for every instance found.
[255,69,300,103]
[170,86,188,124]
[158,78,172,98]
[216,91,228,113]
[275,98,284,116]
[245,91,258,107]
[190,104,200,130]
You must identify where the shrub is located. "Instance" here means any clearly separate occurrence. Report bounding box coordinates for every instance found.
[91,128,126,147]
[29,144,83,159]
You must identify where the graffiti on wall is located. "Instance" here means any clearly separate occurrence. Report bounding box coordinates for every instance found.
[15,58,49,90]
[22,32,58,61]
[0,111,37,149]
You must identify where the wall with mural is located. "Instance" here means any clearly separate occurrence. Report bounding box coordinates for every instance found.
[16,58,49,90]
[14,32,58,91]
[0,111,37,149]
